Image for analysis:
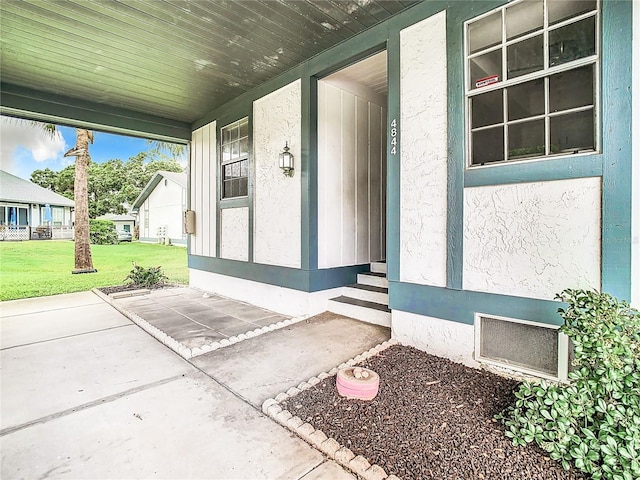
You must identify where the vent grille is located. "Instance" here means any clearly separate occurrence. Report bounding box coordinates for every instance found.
[475,314,568,380]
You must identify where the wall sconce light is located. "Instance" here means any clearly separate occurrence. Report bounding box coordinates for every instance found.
[279,142,294,177]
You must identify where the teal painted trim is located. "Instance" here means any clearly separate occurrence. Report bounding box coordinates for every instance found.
[1,83,191,142]
[464,155,603,187]
[445,10,467,291]
[247,115,255,263]
[601,0,633,300]
[386,31,400,283]
[188,255,369,292]
[301,75,318,270]
[389,281,563,327]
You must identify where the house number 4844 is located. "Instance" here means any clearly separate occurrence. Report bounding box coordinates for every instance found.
[390,119,398,155]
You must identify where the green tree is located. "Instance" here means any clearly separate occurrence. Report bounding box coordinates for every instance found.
[30,168,59,190]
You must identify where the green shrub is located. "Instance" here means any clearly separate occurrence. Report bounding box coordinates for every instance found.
[500,289,640,479]
[89,219,118,245]
[124,262,168,288]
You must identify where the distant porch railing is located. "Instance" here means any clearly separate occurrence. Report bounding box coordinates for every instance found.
[0,225,75,241]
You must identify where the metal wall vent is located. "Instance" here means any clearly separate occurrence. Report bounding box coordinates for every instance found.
[474,314,569,381]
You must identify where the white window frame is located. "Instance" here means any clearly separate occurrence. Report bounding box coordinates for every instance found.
[464,0,600,168]
[220,117,249,199]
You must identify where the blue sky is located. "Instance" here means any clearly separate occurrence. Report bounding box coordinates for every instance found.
[1,116,185,181]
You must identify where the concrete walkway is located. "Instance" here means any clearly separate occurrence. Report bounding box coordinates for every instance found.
[1,289,390,479]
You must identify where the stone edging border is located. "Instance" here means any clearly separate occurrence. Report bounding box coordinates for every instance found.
[91,287,308,360]
[261,338,401,480]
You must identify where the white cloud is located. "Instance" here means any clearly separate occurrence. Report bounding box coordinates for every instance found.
[0,116,67,176]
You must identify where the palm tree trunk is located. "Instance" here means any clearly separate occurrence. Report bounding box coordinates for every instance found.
[73,129,95,272]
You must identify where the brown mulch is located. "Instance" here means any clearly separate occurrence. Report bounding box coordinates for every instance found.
[281,344,587,480]
[97,283,177,295]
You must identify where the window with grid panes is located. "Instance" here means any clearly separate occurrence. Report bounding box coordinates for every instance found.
[221,117,249,198]
[466,0,599,166]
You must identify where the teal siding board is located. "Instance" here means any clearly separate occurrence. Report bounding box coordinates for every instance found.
[189,255,368,292]
[189,0,634,323]
[386,30,401,284]
[600,0,633,300]
[389,281,565,327]
[301,76,318,271]
[464,155,603,188]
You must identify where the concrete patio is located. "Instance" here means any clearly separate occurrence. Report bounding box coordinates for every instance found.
[0,288,390,479]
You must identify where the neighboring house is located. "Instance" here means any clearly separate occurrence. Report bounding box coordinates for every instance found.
[187,1,637,381]
[0,170,74,240]
[132,171,187,245]
[95,213,136,234]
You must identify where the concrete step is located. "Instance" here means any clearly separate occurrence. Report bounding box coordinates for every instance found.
[370,261,387,274]
[328,296,391,328]
[357,272,388,288]
[343,283,388,304]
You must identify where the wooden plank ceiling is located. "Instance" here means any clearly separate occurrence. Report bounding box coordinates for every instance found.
[0,0,417,126]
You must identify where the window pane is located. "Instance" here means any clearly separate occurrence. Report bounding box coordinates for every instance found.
[548,0,596,25]
[238,178,248,197]
[240,159,248,177]
[468,11,502,54]
[223,180,233,198]
[472,89,503,128]
[506,0,543,40]
[507,78,545,121]
[550,110,595,153]
[223,164,232,179]
[222,127,232,144]
[549,17,596,67]
[508,119,545,159]
[239,137,249,157]
[18,208,28,225]
[507,34,543,78]
[239,119,248,139]
[232,140,239,159]
[472,127,504,165]
[549,65,593,112]
[232,161,240,178]
[223,144,231,162]
[470,49,502,89]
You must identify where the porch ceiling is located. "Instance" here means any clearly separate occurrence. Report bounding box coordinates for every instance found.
[0,0,416,138]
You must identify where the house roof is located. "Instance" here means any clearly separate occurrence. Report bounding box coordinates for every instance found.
[96,213,136,222]
[131,171,187,210]
[0,170,75,207]
[0,1,418,141]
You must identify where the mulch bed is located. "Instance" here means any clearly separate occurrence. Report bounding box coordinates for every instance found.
[97,284,178,295]
[281,345,587,480]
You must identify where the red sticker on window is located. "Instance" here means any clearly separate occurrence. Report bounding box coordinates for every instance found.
[475,75,499,88]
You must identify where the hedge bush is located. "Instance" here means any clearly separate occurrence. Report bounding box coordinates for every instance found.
[124,262,168,288]
[500,289,640,480]
[89,219,118,245]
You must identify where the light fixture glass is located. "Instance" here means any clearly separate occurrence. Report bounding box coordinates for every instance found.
[279,142,294,177]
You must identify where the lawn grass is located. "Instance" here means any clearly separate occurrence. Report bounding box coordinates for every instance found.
[0,240,188,301]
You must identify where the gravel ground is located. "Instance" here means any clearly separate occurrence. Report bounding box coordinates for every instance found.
[281,345,587,480]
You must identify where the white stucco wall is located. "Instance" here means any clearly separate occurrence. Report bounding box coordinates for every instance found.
[632,0,639,308]
[191,121,217,257]
[463,178,602,300]
[392,311,477,368]
[399,10,448,287]
[220,207,249,261]
[146,178,186,242]
[189,268,343,317]
[253,80,302,268]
